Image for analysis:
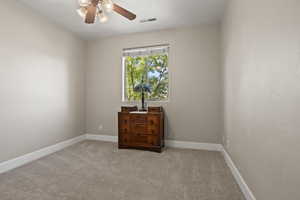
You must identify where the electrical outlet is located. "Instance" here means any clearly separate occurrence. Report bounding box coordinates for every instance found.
[226,138,230,148]
[98,125,103,131]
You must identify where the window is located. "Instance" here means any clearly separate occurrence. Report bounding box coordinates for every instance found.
[122,45,169,102]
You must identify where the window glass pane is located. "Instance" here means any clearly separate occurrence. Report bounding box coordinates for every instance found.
[147,54,169,101]
[123,51,169,101]
[125,56,147,101]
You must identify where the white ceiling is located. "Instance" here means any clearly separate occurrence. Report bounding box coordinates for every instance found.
[18,0,226,40]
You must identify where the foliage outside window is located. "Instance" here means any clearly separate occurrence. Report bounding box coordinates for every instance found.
[123,46,169,101]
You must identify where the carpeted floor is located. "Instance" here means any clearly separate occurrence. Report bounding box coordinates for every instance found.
[0,141,245,200]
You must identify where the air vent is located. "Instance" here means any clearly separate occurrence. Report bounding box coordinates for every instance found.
[140,18,157,23]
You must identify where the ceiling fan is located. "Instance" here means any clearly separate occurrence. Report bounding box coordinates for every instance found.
[77,0,136,24]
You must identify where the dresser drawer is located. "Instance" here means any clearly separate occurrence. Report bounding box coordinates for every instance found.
[121,106,138,112]
[148,106,163,113]
[131,114,147,124]
[147,126,159,135]
[132,134,159,146]
[131,123,147,134]
[147,135,159,146]
[120,126,129,134]
[119,134,130,145]
[130,114,147,134]
[147,114,161,135]
[132,133,148,144]
[119,114,130,133]
[147,115,160,126]
[119,114,130,126]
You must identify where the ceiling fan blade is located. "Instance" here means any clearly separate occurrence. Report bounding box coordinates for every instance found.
[85,0,99,24]
[85,6,96,24]
[113,4,136,21]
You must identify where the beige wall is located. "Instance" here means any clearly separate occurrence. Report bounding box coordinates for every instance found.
[86,26,223,144]
[2,0,299,198]
[222,0,300,199]
[0,1,86,162]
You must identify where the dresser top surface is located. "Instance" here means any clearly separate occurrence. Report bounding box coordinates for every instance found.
[129,111,148,114]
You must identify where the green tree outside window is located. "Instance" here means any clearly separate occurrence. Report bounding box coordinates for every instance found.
[124,54,169,101]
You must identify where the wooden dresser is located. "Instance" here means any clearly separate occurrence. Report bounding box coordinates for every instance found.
[118,106,164,153]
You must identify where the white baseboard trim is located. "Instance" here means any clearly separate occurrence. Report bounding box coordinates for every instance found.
[0,135,86,174]
[165,140,223,152]
[86,134,118,142]
[85,134,222,152]
[221,147,256,200]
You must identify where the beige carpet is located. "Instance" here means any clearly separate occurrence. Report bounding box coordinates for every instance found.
[0,141,245,200]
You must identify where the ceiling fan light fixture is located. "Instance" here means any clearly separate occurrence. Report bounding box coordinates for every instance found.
[77,7,87,18]
[98,11,108,23]
[77,0,135,24]
[78,0,90,7]
[103,0,114,13]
